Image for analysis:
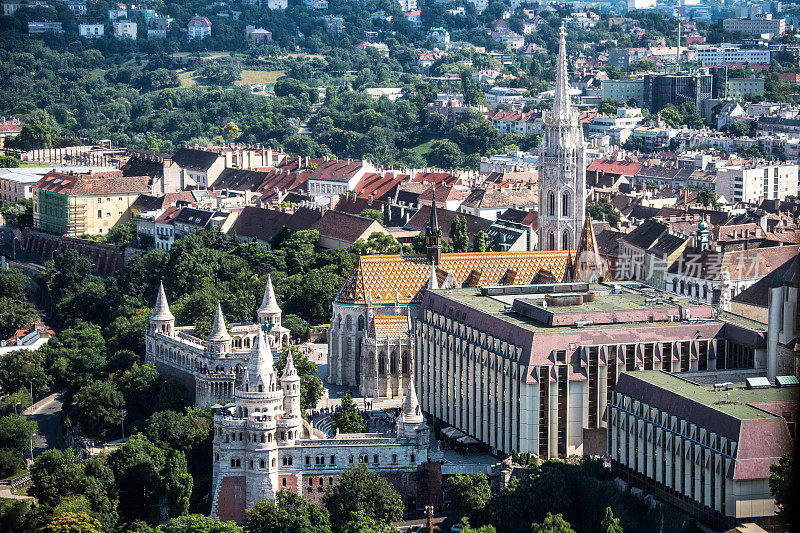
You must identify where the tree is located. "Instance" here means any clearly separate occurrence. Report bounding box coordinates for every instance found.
[49,249,92,296]
[0,199,33,229]
[322,465,404,532]
[40,511,103,533]
[8,110,58,150]
[165,451,193,518]
[0,156,20,167]
[333,394,366,434]
[621,136,645,152]
[473,231,486,252]
[248,489,331,533]
[339,510,390,533]
[600,507,623,533]
[697,188,718,208]
[72,381,125,442]
[530,513,575,533]
[107,434,167,522]
[448,473,492,523]
[223,121,240,140]
[769,453,795,528]
[0,448,24,478]
[282,314,309,339]
[359,209,385,225]
[0,414,38,456]
[156,514,243,533]
[105,220,137,245]
[0,267,28,301]
[0,297,37,339]
[30,449,85,507]
[449,216,469,253]
[428,139,463,169]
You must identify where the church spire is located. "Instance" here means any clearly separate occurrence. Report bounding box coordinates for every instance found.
[573,217,606,282]
[258,274,281,315]
[425,186,442,264]
[150,281,174,321]
[401,376,424,424]
[552,24,572,122]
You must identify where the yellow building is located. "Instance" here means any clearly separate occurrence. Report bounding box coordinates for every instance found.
[31,170,151,236]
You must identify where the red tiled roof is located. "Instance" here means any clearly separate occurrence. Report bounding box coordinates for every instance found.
[587,158,643,176]
[33,171,150,196]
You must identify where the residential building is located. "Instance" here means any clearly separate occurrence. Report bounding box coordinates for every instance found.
[427,93,483,128]
[363,87,403,101]
[246,26,272,43]
[310,210,387,250]
[609,371,796,528]
[695,44,771,67]
[171,147,226,188]
[484,86,525,109]
[426,27,449,45]
[480,151,538,174]
[492,29,524,50]
[108,7,127,20]
[306,159,375,198]
[489,110,540,135]
[643,73,713,112]
[722,17,785,37]
[715,162,799,203]
[79,23,105,38]
[2,0,47,16]
[0,116,22,148]
[627,0,655,11]
[601,79,645,107]
[187,15,211,39]
[414,280,772,459]
[67,1,86,16]
[265,0,287,9]
[725,78,765,100]
[113,20,137,39]
[466,0,487,13]
[404,10,422,28]
[148,16,172,39]
[538,27,586,251]
[31,170,150,236]
[28,21,64,34]
[0,168,51,204]
[304,0,328,9]
[322,15,345,33]
[397,0,416,11]
[587,108,645,142]
[458,186,538,220]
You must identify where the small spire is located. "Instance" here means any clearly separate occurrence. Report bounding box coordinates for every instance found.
[257,274,281,315]
[401,377,424,423]
[151,281,174,321]
[552,23,572,122]
[283,348,299,381]
[244,329,275,390]
[427,264,439,290]
[208,302,232,342]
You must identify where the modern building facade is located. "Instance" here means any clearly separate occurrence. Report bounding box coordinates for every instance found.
[609,371,796,528]
[643,74,713,112]
[538,26,586,251]
[715,162,799,203]
[695,44,771,67]
[413,281,776,460]
[722,17,785,36]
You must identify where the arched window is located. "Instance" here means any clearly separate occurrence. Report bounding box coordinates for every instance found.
[548,191,555,217]
[260,460,265,468]
[357,315,365,331]
[561,191,570,218]
[379,353,387,375]
[562,231,570,251]
[548,231,555,251]
[345,315,352,331]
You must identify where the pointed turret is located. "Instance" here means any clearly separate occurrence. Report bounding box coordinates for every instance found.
[257,275,281,316]
[401,377,424,424]
[281,349,301,418]
[573,217,606,282]
[243,329,276,393]
[551,24,572,123]
[208,302,232,342]
[151,281,174,321]
[427,264,439,290]
[425,188,442,264]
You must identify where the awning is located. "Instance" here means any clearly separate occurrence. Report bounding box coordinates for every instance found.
[457,436,479,445]
[441,427,466,439]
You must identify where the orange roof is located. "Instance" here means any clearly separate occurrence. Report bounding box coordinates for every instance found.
[370,315,409,338]
[335,251,572,305]
[587,158,643,176]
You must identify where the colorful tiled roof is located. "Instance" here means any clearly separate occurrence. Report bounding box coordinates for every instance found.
[335,250,572,305]
[369,314,409,339]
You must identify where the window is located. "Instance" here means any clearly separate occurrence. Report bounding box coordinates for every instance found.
[555,350,567,363]
[561,191,570,218]
[373,454,379,464]
[97,198,102,203]
[306,456,311,465]
[410,454,415,463]
[548,191,555,217]
[282,478,287,487]
[330,455,335,465]
[349,455,354,464]
[260,460,265,468]
[548,231,555,251]
[392,454,397,463]
[98,210,102,218]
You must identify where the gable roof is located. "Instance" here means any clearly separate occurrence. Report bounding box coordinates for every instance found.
[405,205,492,240]
[335,250,572,306]
[733,253,799,307]
[33,171,150,196]
[333,196,386,216]
[231,206,292,242]
[213,168,272,192]
[310,210,382,245]
[621,219,668,250]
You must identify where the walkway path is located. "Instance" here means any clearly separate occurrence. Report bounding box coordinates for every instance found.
[23,390,67,459]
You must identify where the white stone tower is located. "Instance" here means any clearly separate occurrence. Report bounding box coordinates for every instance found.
[396,377,429,445]
[278,349,302,445]
[206,302,232,357]
[149,281,175,337]
[256,275,290,346]
[538,24,586,251]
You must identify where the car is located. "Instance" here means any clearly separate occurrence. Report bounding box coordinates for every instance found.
[450,525,465,533]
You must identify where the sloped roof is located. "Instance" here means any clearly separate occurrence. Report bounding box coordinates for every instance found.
[231,206,291,242]
[214,168,272,192]
[369,314,409,339]
[33,171,150,196]
[405,205,492,240]
[621,219,667,250]
[310,210,381,245]
[669,245,800,280]
[335,250,572,305]
[587,158,643,176]
[121,155,165,179]
[333,196,386,216]
[733,253,799,307]
[171,147,220,171]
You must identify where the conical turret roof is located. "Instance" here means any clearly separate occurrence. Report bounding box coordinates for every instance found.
[244,329,275,390]
[282,348,300,382]
[427,264,438,290]
[207,302,232,342]
[257,275,281,315]
[150,281,174,321]
[401,377,424,423]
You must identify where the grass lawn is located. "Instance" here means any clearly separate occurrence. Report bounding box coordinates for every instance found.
[411,136,440,157]
[177,69,197,88]
[235,70,285,86]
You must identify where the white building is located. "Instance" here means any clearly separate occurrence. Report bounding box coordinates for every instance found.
[108,7,127,20]
[715,162,799,203]
[694,44,771,67]
[266,0,287,9]
[426,27,450,45]
[538,26,586,251]
[587,107,644,142]
[187,15,211,39]
[480,151,538,174]
[113,20,137,39]
[67,1,86,16]
[484,86,525,109]
[397,0,416,11]
[626,0,655,12]
[722,17,785,37]
[79,23,104,38]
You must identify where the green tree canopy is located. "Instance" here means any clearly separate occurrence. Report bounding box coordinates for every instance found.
[530,513,575,533]
[449,216,469,253]
[247,489,331,533]
[333,394,366,434]
[322,464,404,532]
[448,473,492,524]
[155,514,244,533]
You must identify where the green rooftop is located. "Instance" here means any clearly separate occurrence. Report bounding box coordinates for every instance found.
[625,370,798,421]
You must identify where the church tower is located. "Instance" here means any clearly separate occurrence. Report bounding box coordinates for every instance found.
[425,193,442,264]
[538,25,586,251]
[206,302,232,357]
[149,281,174,337]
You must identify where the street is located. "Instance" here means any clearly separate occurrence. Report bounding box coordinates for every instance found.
[23,391,67,460]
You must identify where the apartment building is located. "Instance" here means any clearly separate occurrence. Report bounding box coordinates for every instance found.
[715,162,799,203]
